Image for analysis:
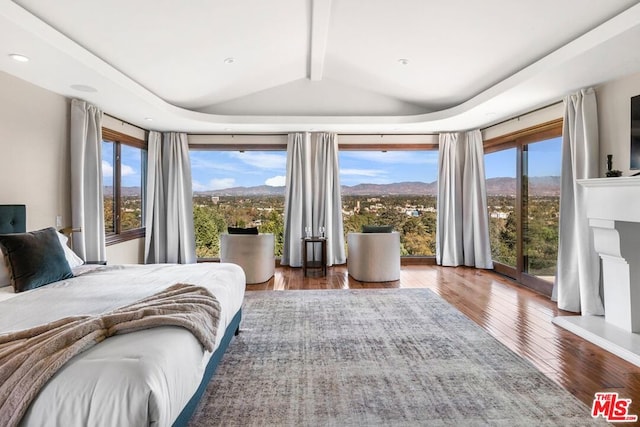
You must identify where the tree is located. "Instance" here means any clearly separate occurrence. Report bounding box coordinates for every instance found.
[193,205,226,258]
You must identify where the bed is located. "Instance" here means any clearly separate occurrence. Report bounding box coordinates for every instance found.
[0,205,245,426]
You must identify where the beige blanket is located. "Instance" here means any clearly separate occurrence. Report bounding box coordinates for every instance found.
[0,283,221,427]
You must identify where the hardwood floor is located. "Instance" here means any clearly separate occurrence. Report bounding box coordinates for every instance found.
[247,264,640,420]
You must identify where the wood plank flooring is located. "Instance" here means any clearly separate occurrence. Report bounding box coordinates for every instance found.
[247,265,640,420]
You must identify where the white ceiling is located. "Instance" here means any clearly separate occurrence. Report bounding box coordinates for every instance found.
[1,0,640,134]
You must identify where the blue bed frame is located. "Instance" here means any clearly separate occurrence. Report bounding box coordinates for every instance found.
[0,204,241,426]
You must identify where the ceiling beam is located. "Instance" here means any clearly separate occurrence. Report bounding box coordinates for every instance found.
[309,0,332,81]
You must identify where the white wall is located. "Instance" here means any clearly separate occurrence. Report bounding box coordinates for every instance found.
[0,71,70,230]
[596,71,640,177]
[106,238,144,265]
[0,72,144,264]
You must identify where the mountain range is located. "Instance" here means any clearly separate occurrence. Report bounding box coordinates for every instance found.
[190,176,561,197]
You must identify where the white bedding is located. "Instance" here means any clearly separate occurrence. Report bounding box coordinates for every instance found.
[0,263,245,427]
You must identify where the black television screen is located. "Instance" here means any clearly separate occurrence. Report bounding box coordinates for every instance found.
[631,94,640,169]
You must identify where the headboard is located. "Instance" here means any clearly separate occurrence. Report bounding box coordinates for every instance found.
[0,205,26,234]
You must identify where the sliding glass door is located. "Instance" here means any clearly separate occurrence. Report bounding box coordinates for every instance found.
[484,121,562,295]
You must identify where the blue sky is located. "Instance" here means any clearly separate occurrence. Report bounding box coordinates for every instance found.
[190,150,288,191]
[189,138,562,191]
[136,136,562,192]
[484,137,562,178]
[189,150,441,191]
[339,151,439,186]
[102,141,143,187]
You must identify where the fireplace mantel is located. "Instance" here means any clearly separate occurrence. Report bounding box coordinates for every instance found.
[553,176,640,366]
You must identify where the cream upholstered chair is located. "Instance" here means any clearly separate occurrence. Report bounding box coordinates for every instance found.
[347,232,401,282]
[220,233,275,284]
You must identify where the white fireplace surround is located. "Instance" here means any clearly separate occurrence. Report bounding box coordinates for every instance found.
[553,177,640,367]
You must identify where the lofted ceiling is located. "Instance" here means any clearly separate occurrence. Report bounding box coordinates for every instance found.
[1,0,640,134]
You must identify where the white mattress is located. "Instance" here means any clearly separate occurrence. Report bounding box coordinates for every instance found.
[0,263,245,427]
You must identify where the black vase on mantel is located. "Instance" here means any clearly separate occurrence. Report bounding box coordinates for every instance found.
[606,154,622,177]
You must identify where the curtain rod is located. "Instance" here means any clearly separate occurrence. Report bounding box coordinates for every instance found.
[106,100,562,137]
[480,101,563,131]
[104,113,148,133]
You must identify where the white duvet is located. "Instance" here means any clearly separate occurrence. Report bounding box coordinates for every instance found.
[0,263,245,427]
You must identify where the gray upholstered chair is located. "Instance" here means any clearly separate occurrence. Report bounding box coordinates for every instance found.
[347,232,401,282]
[220,233,275,284]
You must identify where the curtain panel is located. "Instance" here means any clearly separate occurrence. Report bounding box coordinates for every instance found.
[282,132,346,267]
[436,130,492,269]
[144,131,196,264]
[70,99,106,262]
[552,88,604,315]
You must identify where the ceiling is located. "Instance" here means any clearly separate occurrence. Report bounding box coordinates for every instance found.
[1,0,640,134]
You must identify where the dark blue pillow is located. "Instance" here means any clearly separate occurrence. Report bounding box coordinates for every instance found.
[227,227,259,235]
[362,225,393,233]
[0,227,73,292]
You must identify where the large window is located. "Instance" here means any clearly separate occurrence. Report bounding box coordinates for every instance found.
[485,148,517,266]
[484,120,562,294]
[189,149,286,259]
[339,149,439,256]
[102,128,147,243]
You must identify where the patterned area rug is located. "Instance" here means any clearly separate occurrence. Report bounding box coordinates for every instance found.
[189,289,605,426]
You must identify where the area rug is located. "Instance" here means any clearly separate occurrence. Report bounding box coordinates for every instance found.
[189,289,606,426]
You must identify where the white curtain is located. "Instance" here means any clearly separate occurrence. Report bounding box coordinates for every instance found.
[144,131,196,264]
[282,132,346,267]
[70,99,106,262]
[282,133,311,267]
[553,88,604,315]
[436,130,493,269]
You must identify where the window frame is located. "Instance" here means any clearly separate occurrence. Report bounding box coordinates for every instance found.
[484,119,563,296]
[189,141,440,263]
[339,142,438,263]
[188,143,287,262]
[102,128,147,245]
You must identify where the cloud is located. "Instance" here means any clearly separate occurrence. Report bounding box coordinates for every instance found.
[121,164,136,176]
[340,151,437,165]
[265,175,286,187]
[102,160,113,178]
[230,151,287,170]
[193,178,236,191]
[340,168,386,177]
[189,153,241,173]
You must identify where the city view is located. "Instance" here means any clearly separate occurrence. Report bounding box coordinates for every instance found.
[103,143,561,279]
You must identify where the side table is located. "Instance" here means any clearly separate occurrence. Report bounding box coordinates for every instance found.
[302,237,327,277]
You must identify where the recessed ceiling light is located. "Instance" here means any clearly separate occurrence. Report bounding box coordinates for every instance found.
[224,57,235,64]
[224,128,232,131]
[9,53,29,62]
[144,117,154,122]
[70,84,97,93]
[397,58,409,65]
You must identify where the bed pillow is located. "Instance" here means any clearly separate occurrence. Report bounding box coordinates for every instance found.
[362,225,393,233]
[56,232,85,268]
[227,226,259,235]
[0,227,74,292]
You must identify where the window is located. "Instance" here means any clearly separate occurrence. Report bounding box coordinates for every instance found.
[339,147,439,257]
[485,148,517,266]
[102,128,147,244]
[484,120,562,294]
[189,148,286,259]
